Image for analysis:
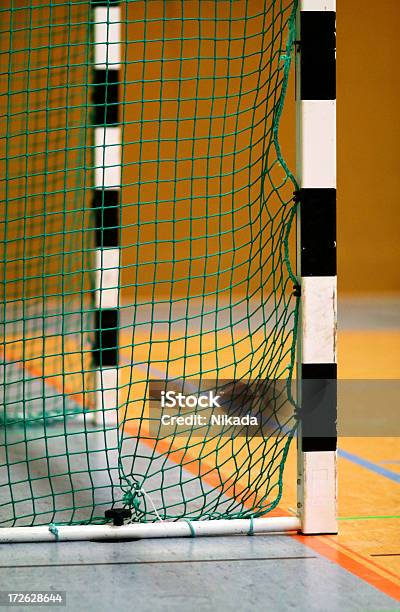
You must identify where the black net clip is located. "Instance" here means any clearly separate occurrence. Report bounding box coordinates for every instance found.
[105,508,132,527]
[293,190,302,203]
[293,283,301,298]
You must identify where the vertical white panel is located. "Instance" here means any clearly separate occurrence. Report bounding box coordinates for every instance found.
[298,450,337,534]
[298,100,336,189]
[94,127,121,188]
[96,368,119,426]
[95,249,120,309]
[302,276,337,364]
[94,7,121,69]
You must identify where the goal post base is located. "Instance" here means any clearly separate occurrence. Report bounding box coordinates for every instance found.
[298,450,338,535]
[0,517,301,543]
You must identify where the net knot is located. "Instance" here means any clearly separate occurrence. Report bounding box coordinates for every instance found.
[48,523,59,541]
[123,489,141,511]
[247,516,255,536]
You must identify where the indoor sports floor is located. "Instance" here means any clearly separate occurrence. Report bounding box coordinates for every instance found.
[0,296,399,611]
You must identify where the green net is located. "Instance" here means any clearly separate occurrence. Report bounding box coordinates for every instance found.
[0,0,299,527]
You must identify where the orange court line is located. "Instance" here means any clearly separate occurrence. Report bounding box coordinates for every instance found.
[325,535,400,585]
[121,420,400,603]
[5,355,400,602]
[6,358,95,411]
[293,534,400,602]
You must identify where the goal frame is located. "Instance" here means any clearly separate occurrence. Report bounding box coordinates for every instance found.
[1,0,337,542]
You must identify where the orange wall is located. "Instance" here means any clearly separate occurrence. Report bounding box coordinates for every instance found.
[336,0,400,293]
[119,0,400,297]
[2,0,399,301]
[119,0,296,301]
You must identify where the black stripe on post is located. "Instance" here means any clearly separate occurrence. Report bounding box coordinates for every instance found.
[301,364,337,452]
[92,70,120,125]
[93,309,119,367]
[300,11,336,100]
[297,188,336,277]
[92,190,120,248]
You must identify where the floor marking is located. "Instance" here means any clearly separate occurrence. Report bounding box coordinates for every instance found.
[293,534,400,602]
[3,344,400,601]
[338,449,400,483]
[325,536,400,584]
[120,420,400,602]
[0,556,318,569]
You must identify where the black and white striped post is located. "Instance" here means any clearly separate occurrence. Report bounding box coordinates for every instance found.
[296,0,337,534]
[92,0,121,426]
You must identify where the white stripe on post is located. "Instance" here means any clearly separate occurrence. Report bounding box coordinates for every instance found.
[298,451,337,534]
[301,276,336,364]
[95,249,120,310]
[297,100,336,189]
[94,127,121,189]
[301,0,336,11]
[94,6,121,69]
[96,368,119,427]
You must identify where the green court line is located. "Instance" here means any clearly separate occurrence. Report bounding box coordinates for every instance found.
[338,515,400,521]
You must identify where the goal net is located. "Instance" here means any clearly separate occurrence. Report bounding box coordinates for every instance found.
[0,0,299,529]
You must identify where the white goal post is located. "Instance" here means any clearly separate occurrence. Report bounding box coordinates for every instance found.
[296,0,338,535]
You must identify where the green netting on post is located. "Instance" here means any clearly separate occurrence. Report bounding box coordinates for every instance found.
[0,0,299,528]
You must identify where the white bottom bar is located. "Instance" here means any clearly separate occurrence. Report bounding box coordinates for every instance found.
[0,517,301,543]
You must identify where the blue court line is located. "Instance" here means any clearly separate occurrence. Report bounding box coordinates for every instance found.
[338,448,400,483]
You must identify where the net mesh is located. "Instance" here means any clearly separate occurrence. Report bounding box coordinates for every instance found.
[0,0,299,527]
